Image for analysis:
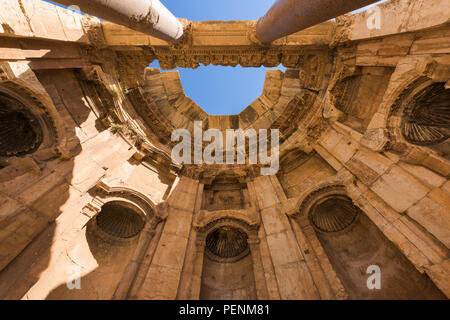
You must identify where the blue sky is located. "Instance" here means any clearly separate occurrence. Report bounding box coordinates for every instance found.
[151,1,284,115]
[155,0,387,115]
[43,0,387,115]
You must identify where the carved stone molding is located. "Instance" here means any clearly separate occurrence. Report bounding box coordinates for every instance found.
[87,181,165,223]
[194,209,260,233]
[76,66,120,126]
[289,170,356,220]
[204,226,251,263]
[154,48,308,70]
[0,62,68,160]
[180,164,262,182]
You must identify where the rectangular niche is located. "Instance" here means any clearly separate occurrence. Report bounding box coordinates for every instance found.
[201,177,251,211]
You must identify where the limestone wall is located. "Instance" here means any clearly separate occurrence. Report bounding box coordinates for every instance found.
[0,0,448,300]
[0,64,172,299]
[200,254,257,300]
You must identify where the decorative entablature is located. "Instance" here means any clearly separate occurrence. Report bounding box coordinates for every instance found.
[76,66,121,126]
[86,181,168,223]
[154,47,318,71]
[180,164,261,183]
[102,20,335,70]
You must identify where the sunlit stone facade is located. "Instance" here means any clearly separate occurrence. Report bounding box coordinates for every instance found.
[0,0,449,300]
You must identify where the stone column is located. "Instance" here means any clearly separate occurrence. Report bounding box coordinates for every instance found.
[288,215,348,300]
[127,221,165,299]
[256,0,379,43]
[250,175,320,299]
[53,0,183,42]
[176,183,205,300]
[112,215,161,300]
[188,239,207,300]
[248,237,270,300]
[136,177,200,299]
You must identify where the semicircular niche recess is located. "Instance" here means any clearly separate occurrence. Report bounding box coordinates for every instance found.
[402,82,450,146]
[0,92,43,157]
[205,226,249,260]
[96,202,146,239]
[309,196,359,233]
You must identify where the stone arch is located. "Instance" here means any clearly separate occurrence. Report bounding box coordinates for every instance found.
[43,184,166,300]
[84,186,159,245]
[196,216,259,245]
[294,185,446,300]
[194,216,264,300]
[87,182,162,222]
[387,77,450,159]
[83,182,167,248]
[296,184,349,219]
[195,210,260,234]
[94,201,147,241]
[0,81,66,159]
[359,58,450,170]
[368,58,438,137]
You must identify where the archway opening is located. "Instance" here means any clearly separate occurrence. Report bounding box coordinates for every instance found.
[309,195,445,300]
[0,92,43,157]
[200,226,257,300]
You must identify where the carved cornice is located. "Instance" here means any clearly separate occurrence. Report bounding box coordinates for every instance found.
[101,20,335,70]
[87,181,165,222]
[154,47,308,70]
[194,216,259,237]
[194,209,260,231]
[180,164,262,182]
[115,49,156,87]
[76,66,120,125]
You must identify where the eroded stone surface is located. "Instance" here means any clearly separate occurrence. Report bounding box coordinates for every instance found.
[0,0,449,301]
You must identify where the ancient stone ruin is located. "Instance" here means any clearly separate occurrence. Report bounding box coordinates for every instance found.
[0,0,449,300]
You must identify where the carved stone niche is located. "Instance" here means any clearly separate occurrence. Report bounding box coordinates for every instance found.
[84,181,166,244]
[0,87,65,179]
[205,226,250,263]
[293,186,447,300]
[0,91,43,158]
[387,76,450,173]
[0,63,67,165]
[201,173,252,211]
[194,216,260,261]
[330,66,395,134]
[194,217,261,300]
[400,82,450,154]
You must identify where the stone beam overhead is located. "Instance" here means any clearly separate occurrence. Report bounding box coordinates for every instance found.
[102,20,335,47]
[52,0,183,43]
[102,20,335,70]
[255,0,379,43]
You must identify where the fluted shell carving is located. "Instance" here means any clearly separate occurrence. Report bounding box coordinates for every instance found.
[310,197,359,233]
[402,83,450,146]
[206,227,249,259]
[96,203,145,239]
[0,92,43,157]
